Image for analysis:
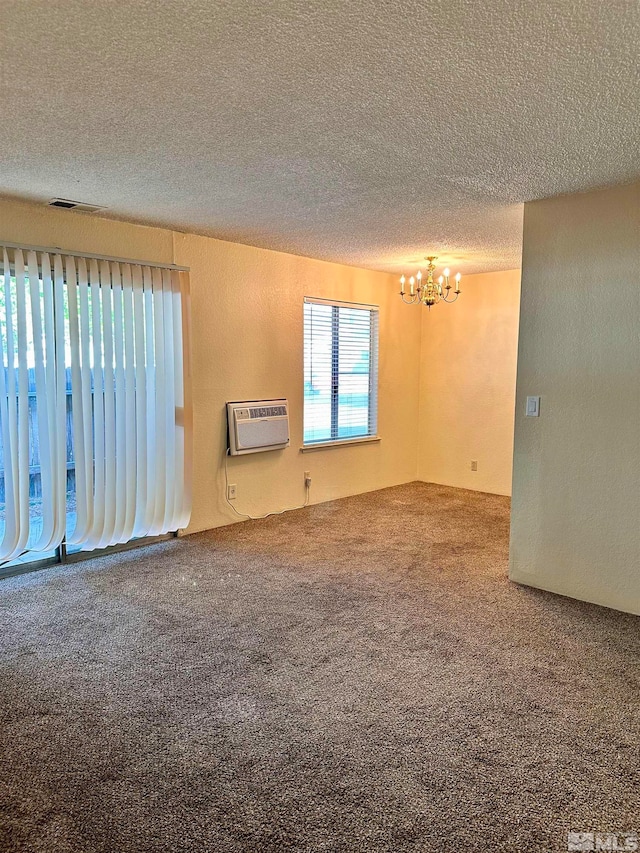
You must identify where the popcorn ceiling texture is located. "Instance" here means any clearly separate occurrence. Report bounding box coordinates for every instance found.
[1,0,639,274]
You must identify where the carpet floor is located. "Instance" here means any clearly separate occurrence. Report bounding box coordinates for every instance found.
[0,482,638,852]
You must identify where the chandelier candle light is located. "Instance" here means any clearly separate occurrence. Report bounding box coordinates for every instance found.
[400,257,461,309]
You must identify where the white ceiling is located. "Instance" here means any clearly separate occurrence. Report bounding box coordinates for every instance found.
[1,1,639,275]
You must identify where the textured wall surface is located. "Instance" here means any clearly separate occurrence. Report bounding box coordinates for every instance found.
[418,269,520,496]
[173,231,422,534]
[510,182,640,615]
[0,198,422,534]
[1,1,639,275]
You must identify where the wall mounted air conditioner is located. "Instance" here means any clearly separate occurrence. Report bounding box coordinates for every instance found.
[226,399,290,456]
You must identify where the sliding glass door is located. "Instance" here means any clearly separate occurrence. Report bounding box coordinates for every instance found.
[0,245,192,576]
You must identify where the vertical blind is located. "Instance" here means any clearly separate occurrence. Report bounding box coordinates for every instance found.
[303,297,378,444]
[0,245,192,562]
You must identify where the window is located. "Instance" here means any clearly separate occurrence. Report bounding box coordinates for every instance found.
[0,244,192,574]
[303,297,378,445]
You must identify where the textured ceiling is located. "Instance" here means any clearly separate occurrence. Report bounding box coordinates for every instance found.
[1,0,639,275]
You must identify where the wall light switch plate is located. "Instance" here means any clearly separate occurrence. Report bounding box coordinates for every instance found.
[526,396,541,417]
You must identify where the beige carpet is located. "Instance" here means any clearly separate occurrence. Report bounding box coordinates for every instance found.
[0,482,638,852]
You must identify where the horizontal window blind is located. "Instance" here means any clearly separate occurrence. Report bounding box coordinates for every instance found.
[303,297,378,445]
[0,245,192,563]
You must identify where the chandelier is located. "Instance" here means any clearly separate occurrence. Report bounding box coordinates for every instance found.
[399,257,461,309]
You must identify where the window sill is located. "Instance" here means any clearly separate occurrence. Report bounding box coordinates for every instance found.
[300,436,381,452]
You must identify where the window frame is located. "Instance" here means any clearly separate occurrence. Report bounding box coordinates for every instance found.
[303,296,380,450]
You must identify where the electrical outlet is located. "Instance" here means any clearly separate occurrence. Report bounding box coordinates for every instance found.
[471,461,478,472]
[227,483,237,500]
[304,471,312,487]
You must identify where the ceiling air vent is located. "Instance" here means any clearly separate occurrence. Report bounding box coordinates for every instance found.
[48,198,105,213]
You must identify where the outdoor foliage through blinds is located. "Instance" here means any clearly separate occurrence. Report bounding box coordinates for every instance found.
[303,297,378,445]
[0,246,192,561]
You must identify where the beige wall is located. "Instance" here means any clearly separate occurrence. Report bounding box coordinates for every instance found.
[0,199,422,534]
[5,186,637,616]
[418,269,521,496]
[175,232,422,533]
[509,181,640,616]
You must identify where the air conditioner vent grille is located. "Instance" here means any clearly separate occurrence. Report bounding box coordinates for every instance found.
[227,399,289,456]
[249,405,286,418]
